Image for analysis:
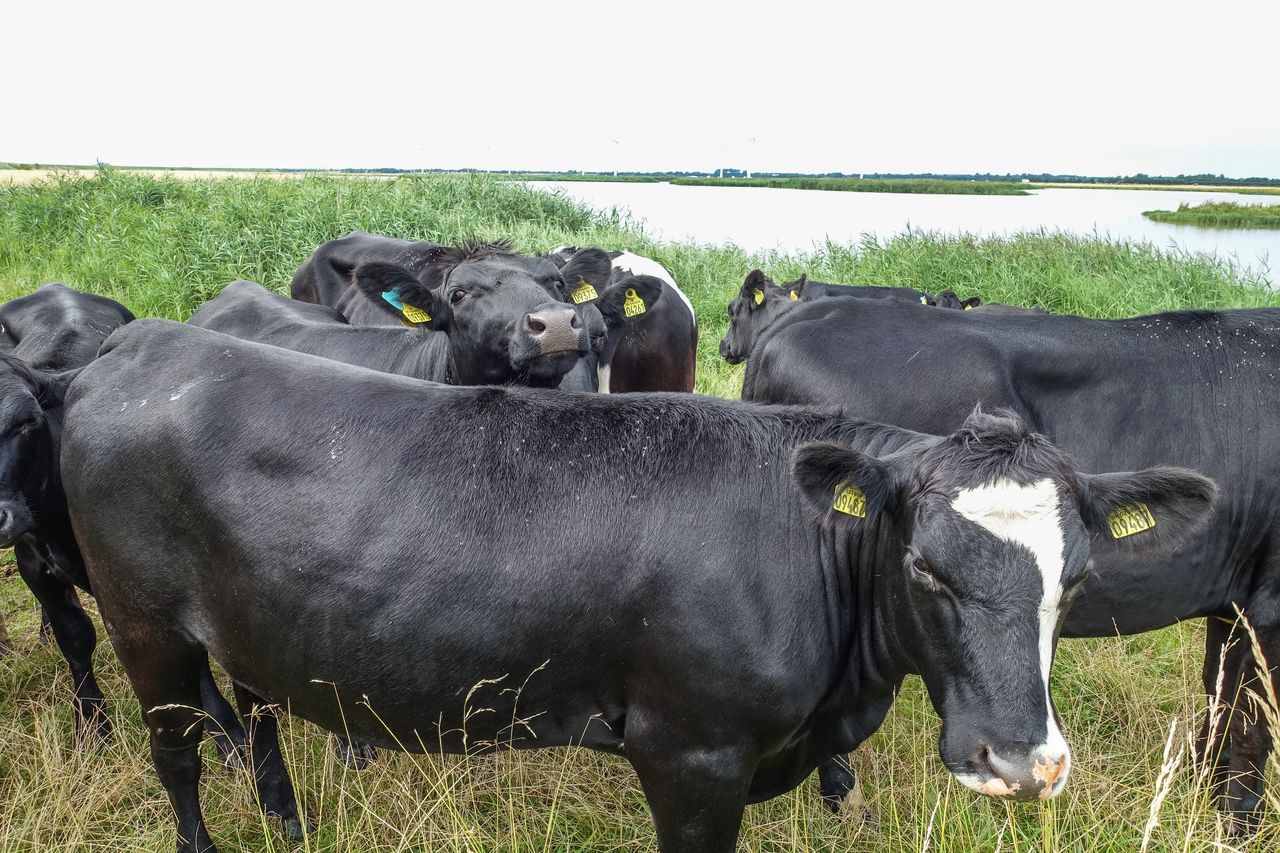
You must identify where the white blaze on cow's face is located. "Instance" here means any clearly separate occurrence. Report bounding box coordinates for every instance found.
[950,477,1071,799]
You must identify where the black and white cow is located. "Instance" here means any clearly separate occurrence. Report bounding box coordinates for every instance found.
[0,286,246,758]
[546,247,698,392]
[61,320,1214,853]
[742,297,1280,828]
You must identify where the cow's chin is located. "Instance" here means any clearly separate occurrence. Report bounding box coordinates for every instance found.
[515,349,584,387]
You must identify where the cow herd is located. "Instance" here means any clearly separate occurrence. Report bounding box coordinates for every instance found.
[0,231,1275,852]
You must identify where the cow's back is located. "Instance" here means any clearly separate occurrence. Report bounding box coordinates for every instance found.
[0,283,134,371]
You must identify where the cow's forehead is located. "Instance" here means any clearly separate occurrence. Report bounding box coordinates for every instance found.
[950,478,1064,537]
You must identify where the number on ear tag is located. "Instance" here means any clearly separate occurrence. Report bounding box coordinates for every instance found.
[1108,503,1156,539]
[788,290,799,301]
[833,483,867,518]
[753,289,764,305]
[402,304,431,323]
[623,288,647,318]
[571,279,598,304]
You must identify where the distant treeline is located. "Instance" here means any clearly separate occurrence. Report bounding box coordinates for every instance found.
[4,162,1278,188]
[668,176,1029,195]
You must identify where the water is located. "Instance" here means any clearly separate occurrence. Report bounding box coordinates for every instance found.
[532,181,1279,284]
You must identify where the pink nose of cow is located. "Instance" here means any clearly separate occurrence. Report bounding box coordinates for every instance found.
[977,745,1070,801]
[525,305,582,355]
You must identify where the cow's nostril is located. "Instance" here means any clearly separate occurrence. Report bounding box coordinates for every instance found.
[528,318,547,334]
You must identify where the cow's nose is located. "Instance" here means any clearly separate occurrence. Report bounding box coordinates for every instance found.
[719,338,731,358]
[976,743,1070,802]
[524,305,582,354]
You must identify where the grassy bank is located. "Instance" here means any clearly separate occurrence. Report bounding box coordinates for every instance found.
[1,170,1278,851]
[1144,200,1280,229]
[670,176,1031,195]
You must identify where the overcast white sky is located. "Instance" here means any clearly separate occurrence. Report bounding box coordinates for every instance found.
[4,1,1278,177]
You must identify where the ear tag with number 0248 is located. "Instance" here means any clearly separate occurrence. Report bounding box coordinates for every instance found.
[832,482,867,518]
[571,279,598,304]
[788,290,799,301]
[1108,503,1155,539]
[382,290,430,324]
[753,289,764,305]
[623,288,647,318]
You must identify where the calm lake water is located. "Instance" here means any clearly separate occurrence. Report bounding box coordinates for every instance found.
[531,181,1280,284]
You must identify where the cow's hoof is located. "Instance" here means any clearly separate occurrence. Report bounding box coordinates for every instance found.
[1221,799,1264,837]
[76,711,114,748]
[276,812,315,842]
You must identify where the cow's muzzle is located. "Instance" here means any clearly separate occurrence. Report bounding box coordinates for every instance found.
[950,740,1070,802]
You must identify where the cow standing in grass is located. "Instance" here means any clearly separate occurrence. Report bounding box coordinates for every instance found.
[741,296,1280,830]
[60,321,1213,852]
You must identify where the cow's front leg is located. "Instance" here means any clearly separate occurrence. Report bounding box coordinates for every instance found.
[1220,619,1278,835]
[627,727,753,853]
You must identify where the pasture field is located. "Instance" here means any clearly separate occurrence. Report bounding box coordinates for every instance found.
[669,176,1031,195]
[1,170,1279,851]
[1144,201,1280,230]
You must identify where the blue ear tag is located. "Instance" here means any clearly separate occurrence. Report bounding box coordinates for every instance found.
[382,291,405,311]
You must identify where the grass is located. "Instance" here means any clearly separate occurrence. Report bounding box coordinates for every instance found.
[1144,201,1280,230]
[670,176,1031,195]
[1,168,1279,851]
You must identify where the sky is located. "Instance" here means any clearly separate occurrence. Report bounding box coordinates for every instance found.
[4,1,1278,178]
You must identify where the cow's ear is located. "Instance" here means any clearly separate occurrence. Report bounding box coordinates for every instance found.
[596,274,663,328]
[560,248,613,306]
[352,261,446,330]
[962,296,982,310]
[1076,467,1217,555]
[792,442,902,527]
[741,269,772,309]
[788,274,808,301]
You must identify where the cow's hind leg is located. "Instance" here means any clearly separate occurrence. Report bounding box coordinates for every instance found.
[198,663,248,769]
[1220,617,1279,834]
[817,754,863,814]
[233,683,308,841]
[15,542,110,742]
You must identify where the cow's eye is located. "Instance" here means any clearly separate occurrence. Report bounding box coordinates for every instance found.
[449,290,467,305]
[910,554,942,591]
[12,417,39,436]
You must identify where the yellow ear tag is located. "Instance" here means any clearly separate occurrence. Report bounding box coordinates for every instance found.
[788,290,799,301]
[1107,503,1156,539]
[623,288,647,318]
[401,304,431,324]
[964,304,973,310]
[753,289,764,305]
[571,279,598,304]
[919,295,929,304]
[833,482,868,518]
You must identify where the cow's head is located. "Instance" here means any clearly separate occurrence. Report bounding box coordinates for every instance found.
[793,409,1216,802]
[0,354,64,547]
[543,247,664,391]
[354,243,612,388]
[928,289,982,310]
[719,270,802,364]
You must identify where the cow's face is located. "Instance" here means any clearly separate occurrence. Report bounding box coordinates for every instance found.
[0,355,59,546]
[719,270,802,364]
[354,245,613,388]
[793,409,1216,802]
[928,289,982,310]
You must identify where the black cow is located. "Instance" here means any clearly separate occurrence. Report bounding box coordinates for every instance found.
[61,320,1214,852]
[931,288,1049,315]
[0,286,245,759]
[719,270,932,365]
[0,284,133,732]
[743,297,1280,828]
[546,247,698,392]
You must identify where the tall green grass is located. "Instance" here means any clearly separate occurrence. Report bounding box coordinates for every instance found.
[1,169,1278,851]
[1144,201,1280,230]
[670,176,1031,195]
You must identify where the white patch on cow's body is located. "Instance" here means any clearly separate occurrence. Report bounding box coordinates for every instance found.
[611,252,697,330]
[951,477,1071,793]
[596,363,611,394]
